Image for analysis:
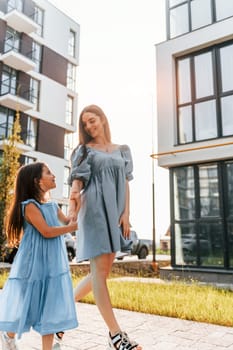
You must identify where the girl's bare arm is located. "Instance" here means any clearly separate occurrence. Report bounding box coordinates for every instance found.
[25,203,77,238]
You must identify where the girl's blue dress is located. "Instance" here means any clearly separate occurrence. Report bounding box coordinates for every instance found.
[68,144,134,262]
[0,199,78,338]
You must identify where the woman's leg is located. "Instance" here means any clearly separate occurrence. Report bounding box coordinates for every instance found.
[42,334,54,350]
[74,273,92,302]
[90,253,121,336]
[90,253,142,349]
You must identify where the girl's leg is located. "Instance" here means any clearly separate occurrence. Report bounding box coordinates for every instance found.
[42,334,54,350]
[7,332,15,338]
[90,253,121,335]
[74,273,92,302]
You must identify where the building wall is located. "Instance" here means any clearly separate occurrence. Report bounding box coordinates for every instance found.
[156,1,233,272]
[0,0,80,204]
[156,16,233,168]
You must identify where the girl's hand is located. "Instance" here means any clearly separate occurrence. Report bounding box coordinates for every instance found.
[119,213,130,239]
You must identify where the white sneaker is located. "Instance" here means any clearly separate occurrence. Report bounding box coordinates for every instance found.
[1,332,19,350]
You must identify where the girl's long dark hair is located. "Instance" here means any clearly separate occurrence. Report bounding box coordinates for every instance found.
[6,162,45,246]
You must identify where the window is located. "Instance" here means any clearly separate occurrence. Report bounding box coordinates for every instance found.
[176,41,233,144]
[67,63,76,91]
[20,155,36,165]
[167,0,233,39]
[170,3,189,38]
[7,0,23,12]
[64,132,74,161]
[191,0,212,31]
[30,78,40,111]
[4,27,20,54]
[25,117,37,149]
[0,65,17,96]
[34,5,44,37]
[0,107,14,140]
[171,162,227,268]
[215,0,233,21]
[68,30,76,57]
[32,41,42,73]
[63,166,70,198]
[66,95,73,125]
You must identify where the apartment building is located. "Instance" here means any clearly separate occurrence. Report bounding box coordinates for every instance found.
[0,0,80,211]
[155,0,233,281]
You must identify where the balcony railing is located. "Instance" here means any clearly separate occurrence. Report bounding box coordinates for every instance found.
[4,3,39,34]
[0,78,34,111]
[0,36,37,72]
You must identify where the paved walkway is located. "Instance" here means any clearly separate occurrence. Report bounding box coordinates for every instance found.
[16,302,233,350]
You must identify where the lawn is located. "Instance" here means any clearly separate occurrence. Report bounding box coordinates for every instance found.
[1,271,233,327]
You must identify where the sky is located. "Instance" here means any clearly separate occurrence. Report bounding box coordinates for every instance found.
[49,0,169,242]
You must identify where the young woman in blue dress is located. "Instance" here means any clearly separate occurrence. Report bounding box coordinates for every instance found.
[0,162,78,350]
[66,105,142,350]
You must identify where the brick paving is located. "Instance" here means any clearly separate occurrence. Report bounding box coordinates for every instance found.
[16,302,233,350]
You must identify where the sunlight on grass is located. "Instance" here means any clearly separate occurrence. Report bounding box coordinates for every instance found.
[0,271,9,289]
[72,275,233,327]
[1,271,233,327]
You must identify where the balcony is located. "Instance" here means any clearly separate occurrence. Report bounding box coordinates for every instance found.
[0,80,34,112]
[0,51,36,72]
[0,139,32,152]
[0,38,36,72]
[3,9,39,34]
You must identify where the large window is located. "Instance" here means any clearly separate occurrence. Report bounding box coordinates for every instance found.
[32,41,42,73]
[64,132,74,161]
[0,65,17,96]
[7,0,23,12]
[34,5,44,37]
[0,107,14,139]
[66,95,73,125]
[68,30,76,57]
[67,63,76,91]
[30,78,40,111]
[177,41,233,144]
[25,117,37,149]
[171,160,233,269]
[4,27,20,54]
[167,0,233,39]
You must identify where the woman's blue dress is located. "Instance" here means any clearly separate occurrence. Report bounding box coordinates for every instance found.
[68,144,134,262]
[0,200,78,338]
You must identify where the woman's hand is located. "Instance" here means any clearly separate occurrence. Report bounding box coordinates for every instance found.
[67,219,78,232]
[119,213,130,239]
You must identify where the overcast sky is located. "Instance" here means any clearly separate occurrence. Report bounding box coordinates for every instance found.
[49,0,169,241]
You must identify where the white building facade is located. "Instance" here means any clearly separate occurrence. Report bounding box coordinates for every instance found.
[156,0,233,278]
[0,0,80,210]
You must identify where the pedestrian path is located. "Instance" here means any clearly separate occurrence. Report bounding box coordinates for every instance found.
[17,302,233,350]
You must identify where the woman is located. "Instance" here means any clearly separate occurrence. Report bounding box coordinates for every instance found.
[67,104,142,349]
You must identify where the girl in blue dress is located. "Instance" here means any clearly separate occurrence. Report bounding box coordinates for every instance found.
[0,162,78,350]
[67,105,142,350]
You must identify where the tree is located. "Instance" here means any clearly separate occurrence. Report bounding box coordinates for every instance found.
[0,110,22,260]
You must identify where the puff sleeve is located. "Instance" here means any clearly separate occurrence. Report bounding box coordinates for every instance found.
[68,145,91,187]
[120,144,134,181]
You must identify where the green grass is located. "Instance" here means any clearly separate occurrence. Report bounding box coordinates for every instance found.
[73,276,233,327]
[1,271,233,327]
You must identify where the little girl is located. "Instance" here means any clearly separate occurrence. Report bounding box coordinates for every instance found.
[0,162,78,350]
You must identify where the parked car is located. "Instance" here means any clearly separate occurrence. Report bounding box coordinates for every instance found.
[64,233,76,262]
[4,233,76,264]
[117,230,150,260]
